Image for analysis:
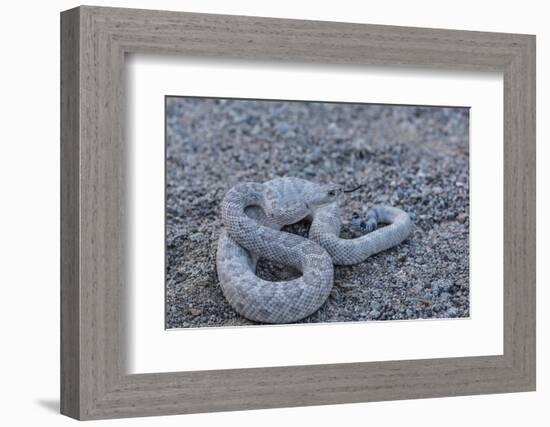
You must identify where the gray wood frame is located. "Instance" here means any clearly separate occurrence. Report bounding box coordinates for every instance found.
[60,5,536,420]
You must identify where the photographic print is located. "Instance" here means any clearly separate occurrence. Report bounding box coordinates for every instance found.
[165,97,470,328]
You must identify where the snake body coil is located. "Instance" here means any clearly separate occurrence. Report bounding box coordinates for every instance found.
[216,177,411,323]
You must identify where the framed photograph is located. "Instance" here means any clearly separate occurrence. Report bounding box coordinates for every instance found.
[60,6,536,420]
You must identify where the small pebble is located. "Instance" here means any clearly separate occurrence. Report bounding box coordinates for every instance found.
[189,308,203,316]
[431,279,453,295]
[189,232,206,243]
[446,307,459,317]
[457,213,468,222]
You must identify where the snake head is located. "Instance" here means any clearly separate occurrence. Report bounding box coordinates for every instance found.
[306,183,343,209]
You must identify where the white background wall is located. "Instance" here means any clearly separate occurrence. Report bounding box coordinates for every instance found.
[0,0,547,425]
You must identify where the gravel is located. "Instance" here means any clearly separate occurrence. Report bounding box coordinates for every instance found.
[165,98,470,329]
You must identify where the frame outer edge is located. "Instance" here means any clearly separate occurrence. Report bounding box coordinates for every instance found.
[60,6,81,420]
[528,35,536,390]
[60,6,537,420]
[520,34,536,389]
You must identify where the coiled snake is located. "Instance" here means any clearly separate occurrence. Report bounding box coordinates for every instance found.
[216,177,411,323]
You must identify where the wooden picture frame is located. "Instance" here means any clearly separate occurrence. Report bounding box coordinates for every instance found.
[60,5,536,420]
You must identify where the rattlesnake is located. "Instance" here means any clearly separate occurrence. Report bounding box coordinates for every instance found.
[216,177,411,324]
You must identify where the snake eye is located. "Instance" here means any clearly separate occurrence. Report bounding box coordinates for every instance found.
[328,190,336,196]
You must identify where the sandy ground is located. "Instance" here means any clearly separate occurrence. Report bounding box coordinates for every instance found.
[165,98,470,328]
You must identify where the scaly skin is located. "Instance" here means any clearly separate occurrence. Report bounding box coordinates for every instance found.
[216,177,411,323]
